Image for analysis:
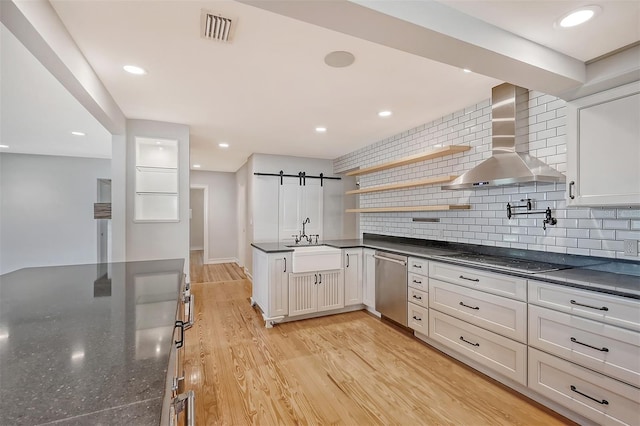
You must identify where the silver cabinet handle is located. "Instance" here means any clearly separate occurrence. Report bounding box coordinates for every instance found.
[412,295,422,300]
[319,273,322,284]
[412,264,422,268]
[184,295,195,330]
[284,257,287,273]
[173,390,195,426]
[346,253,350,268]
[412,279,422,284]
[314,273,318,284]
[373,254,407,266]
[412,315,422,321]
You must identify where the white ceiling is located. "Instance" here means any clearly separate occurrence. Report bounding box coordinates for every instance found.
[440,0,640,62]
[0,24,112,159]
[6,1,639,171]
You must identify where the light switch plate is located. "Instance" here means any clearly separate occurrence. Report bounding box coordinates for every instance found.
[624,239,638,256]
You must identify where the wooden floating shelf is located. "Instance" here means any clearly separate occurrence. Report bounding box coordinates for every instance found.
[345,145,471,176]
[346,205,471,213]
[346,175,458,195]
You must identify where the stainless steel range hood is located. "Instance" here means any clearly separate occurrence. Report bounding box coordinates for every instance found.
[442,83,565,190]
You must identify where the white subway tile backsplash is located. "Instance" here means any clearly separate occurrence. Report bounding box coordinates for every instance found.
[334,91,639,260]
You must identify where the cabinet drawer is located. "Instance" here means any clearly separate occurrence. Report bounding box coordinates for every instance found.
[529,348,640,426]
[429,262,527,301]
[408,257,428,275]
[408,302,428,335]
[429,310,527,385]
[408,273,428,291]
[529,305,640,387]
[529,281,640,332]
[430,280,527,343]
[408,287,428,309]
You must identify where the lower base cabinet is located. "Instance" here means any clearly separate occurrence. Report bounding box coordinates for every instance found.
[408,302,428,334]
[289,270,344,316]
[429,310,527,386]
[528,347,640,426]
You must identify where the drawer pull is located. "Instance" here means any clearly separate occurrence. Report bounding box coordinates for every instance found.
[413,279,422,284]
[570,299,608,311]
[459,336,479,347]
[174,320,185,349]
[413,264,422,268]
[412,315,422,322]
[412,295,423,300]
[570,385,609,405]
[570,337,609,352]
[459,301,479,310]
[459,275,479,282]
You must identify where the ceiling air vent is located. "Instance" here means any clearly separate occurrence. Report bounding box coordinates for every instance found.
[201,10,235,42]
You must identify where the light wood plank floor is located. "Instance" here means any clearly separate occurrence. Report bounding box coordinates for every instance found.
[190,250,246,283]
[183,265,574,426]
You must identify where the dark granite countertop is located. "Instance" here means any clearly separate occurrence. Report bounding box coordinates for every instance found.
[252,236,640,298]
[0,259,185,425]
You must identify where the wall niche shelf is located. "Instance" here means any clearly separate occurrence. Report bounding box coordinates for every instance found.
[134,137,179,222]
[346,175,458,195]
[345,145,471,176]
[346,205,471,213]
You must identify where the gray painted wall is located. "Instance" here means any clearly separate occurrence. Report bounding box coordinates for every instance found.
[0,153,111,274]
[189,188,204,250]
[125,120,190,269]
[190,170,238,262]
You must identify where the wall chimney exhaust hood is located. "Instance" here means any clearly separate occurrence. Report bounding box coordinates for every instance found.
[442,83,565,190]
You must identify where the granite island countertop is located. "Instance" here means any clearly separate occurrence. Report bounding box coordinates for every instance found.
[0,259,185,425]
[252,236,640,298]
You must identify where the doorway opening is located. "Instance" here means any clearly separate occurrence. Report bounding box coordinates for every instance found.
[190,185,209,270]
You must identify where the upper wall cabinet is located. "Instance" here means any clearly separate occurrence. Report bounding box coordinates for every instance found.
[134,137,179,222]
[566,81,640,207]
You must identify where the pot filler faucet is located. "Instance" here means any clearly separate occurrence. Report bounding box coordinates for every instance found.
[291,217,319,244]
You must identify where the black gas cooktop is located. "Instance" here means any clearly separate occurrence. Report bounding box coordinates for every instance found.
[435,252,571,274]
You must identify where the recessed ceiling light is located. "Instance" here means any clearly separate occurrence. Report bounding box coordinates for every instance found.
[557,6,601,28]
[462,68,472,73]
[123,65,147,75]
[0,145,9,149]
[71,131,85,136]
[378,111,392,117]
[315,127,327,133]
[193,164,201,168]
[218,143,229,148]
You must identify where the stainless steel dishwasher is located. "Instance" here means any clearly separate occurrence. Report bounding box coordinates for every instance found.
[374,251,408,326]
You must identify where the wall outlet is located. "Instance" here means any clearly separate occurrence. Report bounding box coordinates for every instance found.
[624,239,638,256]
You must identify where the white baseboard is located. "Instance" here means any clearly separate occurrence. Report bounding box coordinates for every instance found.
[205,257,239,265]
[190,246,204,251]
[245,269,253,281]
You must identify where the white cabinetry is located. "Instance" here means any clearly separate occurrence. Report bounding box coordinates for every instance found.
[134,137,179,222]
[278,178,323,241]
[566,81,640,206]
[363,249,376,310]
[251,248,291,327]
[528,280,640,425]
[289,270,343,316]
[343,248,363,306]
[426,261,527,385]
[407,257,429,335]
